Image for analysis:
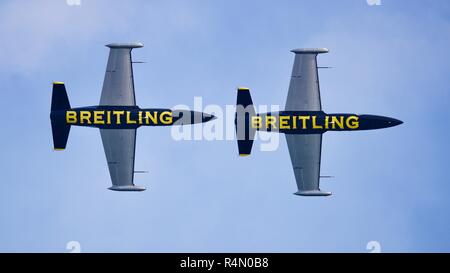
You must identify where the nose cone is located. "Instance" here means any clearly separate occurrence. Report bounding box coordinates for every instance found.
[387,118,403,127]
[359,115,403,130]
[202,113,216,123]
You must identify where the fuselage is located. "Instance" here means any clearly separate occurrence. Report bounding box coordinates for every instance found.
[250,111,403,134]
[50,105,215,129]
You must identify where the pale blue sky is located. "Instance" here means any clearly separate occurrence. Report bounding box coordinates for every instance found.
[0,0,449,252]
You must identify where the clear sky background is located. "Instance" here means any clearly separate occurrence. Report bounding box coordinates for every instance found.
[0,0,449,252]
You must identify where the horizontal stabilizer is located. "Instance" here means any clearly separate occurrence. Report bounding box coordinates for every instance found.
[50,82,71,150]
[108,185,146,192]
[235,87,256,156]
[294,190,332,197]
[51,121,70,150]
[51,82,71,111]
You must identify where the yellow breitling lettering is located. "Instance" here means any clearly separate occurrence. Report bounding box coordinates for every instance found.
[160,111,173,125]
[298,116,310,129]
[80,111,92,124]
[266,116,277,129]
[145,111,158,125]
[106,111,111,124]
[126,111,137,124]
[346,116,359,129]
[93,111,105,124]
[312,116,323,129]
[324,116,329,129]
[66,111,77,124]
[138,111,143,124]
[331,116,344,129]
[113,111,125,124]
[251,116,261,129]
[279,116,290,130]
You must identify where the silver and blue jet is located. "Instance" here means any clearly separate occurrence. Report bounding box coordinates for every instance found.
[50,43,215,191]
[235,48,403,196]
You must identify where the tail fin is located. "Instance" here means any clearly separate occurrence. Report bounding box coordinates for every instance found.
[235,87,256,156]
[50,82,71,150]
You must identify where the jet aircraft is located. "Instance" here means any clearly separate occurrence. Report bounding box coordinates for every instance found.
[50,43,215,191]
[235,48,402,196]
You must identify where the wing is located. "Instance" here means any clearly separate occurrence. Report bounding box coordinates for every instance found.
[99,43,143,106]
[285,134,331,196]
[100,129,145,191]
[285,48,328,111]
